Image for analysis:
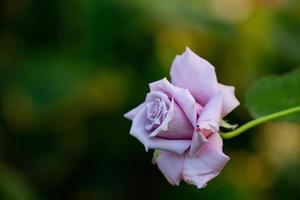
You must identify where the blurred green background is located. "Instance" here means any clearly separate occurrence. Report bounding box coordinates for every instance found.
[0,0,300,199]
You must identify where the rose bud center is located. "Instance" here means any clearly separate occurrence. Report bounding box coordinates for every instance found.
[145,98,169,131]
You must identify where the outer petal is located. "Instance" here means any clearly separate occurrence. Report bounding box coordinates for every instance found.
[170,47,219,106]
[196,92,223,132]
[182,133,229,188]
[156,151,185,186]
[149,78,199,126]
[130,107,191,154]
[190,92,223,156]
[189,130,208,157]
[124,103,145,120]
[218,84,240,117]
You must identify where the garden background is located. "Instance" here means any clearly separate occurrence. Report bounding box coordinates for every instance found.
[0,0,300,199]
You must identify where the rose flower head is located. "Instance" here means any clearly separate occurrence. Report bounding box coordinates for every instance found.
[124,47,239,188]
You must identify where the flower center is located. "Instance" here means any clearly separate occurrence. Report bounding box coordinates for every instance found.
[145,98,169,131]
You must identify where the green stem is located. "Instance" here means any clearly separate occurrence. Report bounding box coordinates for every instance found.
[220,106,300,139]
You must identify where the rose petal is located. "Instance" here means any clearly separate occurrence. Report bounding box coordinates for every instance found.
[207,131,225,152]
[219,84,240,117]
[145,91,171,106]
[196,92,223,132]
[145,92,193,139]
[156,151,184,186]
[130,107,191,154]
[157,98,194,139]
[182,133,229,189]
[124,103,145,120]
[189,130,208,156]
[148,98,174,137]
[170,47,219,106]
[190,92,223,156]
[145,91,172,135]
[149,78,199,126]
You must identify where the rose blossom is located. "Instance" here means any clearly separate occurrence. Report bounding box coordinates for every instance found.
[124,47,239,188]
[124,78,199,154]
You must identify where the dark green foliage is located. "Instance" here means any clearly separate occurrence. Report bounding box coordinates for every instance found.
[246,69,300,122]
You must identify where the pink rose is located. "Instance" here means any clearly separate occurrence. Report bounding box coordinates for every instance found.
[124,48,239,188]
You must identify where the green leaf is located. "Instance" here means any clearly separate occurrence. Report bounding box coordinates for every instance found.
[0,165,38,200]
[246,68,300,122]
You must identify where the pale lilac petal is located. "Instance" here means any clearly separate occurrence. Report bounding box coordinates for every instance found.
[196,92,223,132]
[196,103,203,116]
[170,47,219,106]
[219,84,240,117]
[130,107,190,154]
[124,103,145,120]
[149,78,198,126]
[148,98,174,137]
[145,91,172,137]
[157,98,194,139]
[156,151,184,186]
[144,91,193,139]
[182,133,229,188]
[189,130,207,156]
[190,92,223,156]
[145,91,171,106]
[207,131,225,152]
